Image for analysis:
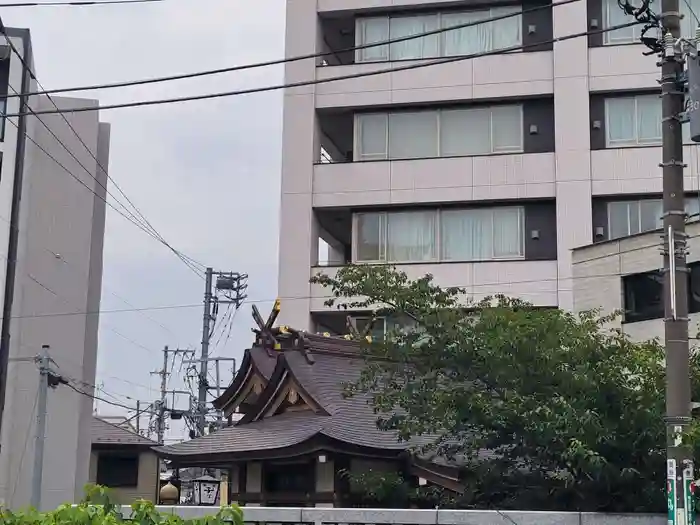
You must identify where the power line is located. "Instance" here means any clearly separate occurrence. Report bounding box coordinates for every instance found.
[1,115,204,279]
[0,26,203,279]
[63,380,159,415]
[0,238,694,323]
[0,301,201,320]
[3,0,578,100]
[1,0,165,5]
[2,21,642,118]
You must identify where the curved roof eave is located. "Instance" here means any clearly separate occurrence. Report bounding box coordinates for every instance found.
[211,349,254,410]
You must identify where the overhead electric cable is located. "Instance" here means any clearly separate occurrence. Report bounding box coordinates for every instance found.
[0,18,206,279]
[3,0,580,100]
[64,381,160,415]
[1,114,204,278]
[1,0,165,6]
[2,21,643,118]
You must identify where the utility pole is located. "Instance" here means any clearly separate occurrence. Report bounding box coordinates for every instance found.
[195,268,247,436]
[197,268,214,436]
[30,345,50,510]
[659,3,693,524]
[157,346,169,444]
[151,345,194,443]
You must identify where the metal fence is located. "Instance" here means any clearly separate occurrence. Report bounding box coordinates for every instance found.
[121,506,667,525]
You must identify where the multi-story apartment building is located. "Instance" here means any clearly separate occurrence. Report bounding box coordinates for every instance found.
[277,0,700,334]
[0,28,110,510]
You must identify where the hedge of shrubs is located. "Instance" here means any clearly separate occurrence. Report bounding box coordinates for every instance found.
[0,485,244,525]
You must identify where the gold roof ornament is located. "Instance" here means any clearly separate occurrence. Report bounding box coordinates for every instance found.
[273,298,281,311]
[323,332,331,337]
[365,335,373,343]
[279,325,289,334]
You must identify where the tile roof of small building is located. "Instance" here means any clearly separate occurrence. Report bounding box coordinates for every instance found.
[154,331,438,461]
[92,416,158,447]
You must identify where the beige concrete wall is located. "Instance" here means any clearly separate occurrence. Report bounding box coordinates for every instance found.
[572,221,700,341]
[0,92,108,511]
[88,451,159,505]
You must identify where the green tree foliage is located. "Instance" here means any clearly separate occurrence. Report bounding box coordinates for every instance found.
[0,484,244,525]
[311,265,700,512]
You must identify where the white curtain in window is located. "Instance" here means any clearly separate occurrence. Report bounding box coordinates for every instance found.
[604,0,639,43]
[608,201,632,239]
[491,105,523,152]
[493,207,523,257]
[441,11,490,55]
[606,98,636,145]
[356,213,384,261]
[357,18,390,62]
[388,112,438,159]
[639,199,663,232]
[636,95,662,144]
[440,108,491,156]
[357,114,388,160]
[387,211,437,261]
[389,15,439,60]
[441,209,492,260]
[491,6,522,50]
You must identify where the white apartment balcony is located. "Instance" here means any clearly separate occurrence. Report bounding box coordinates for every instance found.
[591,146,700,196]
[309,261,560,312]
[313,153,556,208]
[588,45,657,93]
[314,52,554,109]
[317,0,487,13]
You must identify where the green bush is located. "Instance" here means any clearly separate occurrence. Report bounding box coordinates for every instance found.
[0,485,244,525]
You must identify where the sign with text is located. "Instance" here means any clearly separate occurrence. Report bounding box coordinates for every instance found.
[683,461,695,525]
[670,459,678,525]
[687,55,700,142]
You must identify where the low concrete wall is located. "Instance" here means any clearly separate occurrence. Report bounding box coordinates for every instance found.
[121,506,666,525]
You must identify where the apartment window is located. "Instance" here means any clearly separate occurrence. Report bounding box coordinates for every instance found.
[605,94,691,147]
[624,262,700,322]
[603,0,700,44]
[95,454,139,488]
[355,317,387,340]
[607,198,700,239]
[355,105,523,161]
[355,316,415,339]
[354,207,525,263]
[623,270,663,323]
[355,7,522,63]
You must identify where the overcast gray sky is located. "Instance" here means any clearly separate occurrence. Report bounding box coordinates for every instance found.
[4,0,285,440]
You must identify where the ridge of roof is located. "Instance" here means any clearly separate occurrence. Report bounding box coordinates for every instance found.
[240,352,330,424]
[212,328,364,411]
[92,416,157,446]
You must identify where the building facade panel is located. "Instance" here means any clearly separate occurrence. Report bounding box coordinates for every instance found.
[279,0,700,330]
[0,32,109,511]
[310,260,559,311]
[572,223,700,341]
[313,153,556,208]
[588,46,657,91]
[315,53,553,109]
